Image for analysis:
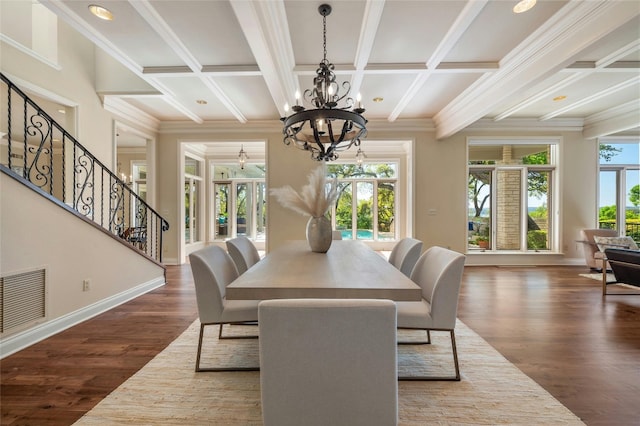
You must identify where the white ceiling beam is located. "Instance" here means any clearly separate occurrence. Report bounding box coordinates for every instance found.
[144,76,204,123]
[130,0,246,123]
[350,0,386,98]
[129,0,201,72]
[435,0,640,139]
[230,0,294,117]
[583,100,640,139]
[496,40,640,121]
[388,0,489,122]
[493,73,586,121]
[39,0,204,124]
[540,75,640,121]
[142,65,263,77]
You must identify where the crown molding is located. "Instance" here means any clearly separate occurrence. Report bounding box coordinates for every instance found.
[583,100,640,139]
[102,96,160,133]
[467,118,584,133]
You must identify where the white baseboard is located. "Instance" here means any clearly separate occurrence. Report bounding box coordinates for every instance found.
[0,277,166,359]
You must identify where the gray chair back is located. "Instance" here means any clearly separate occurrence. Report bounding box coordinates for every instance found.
[226,236,260,274]
[410,246,466,329]
[259,298,398,426]
[389,237,423,277]
[189,246,238,324]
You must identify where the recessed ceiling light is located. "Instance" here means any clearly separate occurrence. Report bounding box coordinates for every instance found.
[373,97,384,103]
[196,99,207,105]
[88,4,114,21]
[513,0,536,14]
[553,95,567,102]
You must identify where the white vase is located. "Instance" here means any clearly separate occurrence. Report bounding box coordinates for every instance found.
[306,216,332,253]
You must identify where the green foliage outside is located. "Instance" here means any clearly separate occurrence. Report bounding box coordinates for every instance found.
[377,184,395,232]
[530,204,548,219]
[527,230,547,250]
[327,163,396,234]
[599,144,622,162]
[630,184,640,208]
[599,184,640,242]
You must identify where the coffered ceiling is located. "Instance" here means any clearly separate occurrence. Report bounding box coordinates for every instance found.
[24,0,640,141]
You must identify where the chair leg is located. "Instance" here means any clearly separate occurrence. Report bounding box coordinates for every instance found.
[398,329,460,381]
[195,323,260,372]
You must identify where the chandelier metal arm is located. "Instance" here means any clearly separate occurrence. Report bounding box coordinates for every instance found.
[282,109,367,130]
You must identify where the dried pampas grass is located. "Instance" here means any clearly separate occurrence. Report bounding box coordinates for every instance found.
[270,166,338,218]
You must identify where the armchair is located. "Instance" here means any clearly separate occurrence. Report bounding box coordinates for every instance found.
[579,228,617,271]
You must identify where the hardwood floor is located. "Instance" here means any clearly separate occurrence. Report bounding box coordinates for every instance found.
[2,265,639,425]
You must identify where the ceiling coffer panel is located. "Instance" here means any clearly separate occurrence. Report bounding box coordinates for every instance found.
[150,0,256,66]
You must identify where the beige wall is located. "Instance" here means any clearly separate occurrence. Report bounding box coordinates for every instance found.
[154,125,596,265]
[0,174,165,322]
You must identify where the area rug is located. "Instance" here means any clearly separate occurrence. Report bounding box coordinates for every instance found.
[579,272,615,283]
[578,273,640,291]
[74,320,584,425]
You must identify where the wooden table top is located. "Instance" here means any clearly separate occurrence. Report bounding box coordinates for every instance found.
[226,240,422,301]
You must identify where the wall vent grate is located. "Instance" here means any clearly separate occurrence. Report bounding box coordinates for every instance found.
[1,269,46,335]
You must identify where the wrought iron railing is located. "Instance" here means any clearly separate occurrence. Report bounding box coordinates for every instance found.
[599,221,640,244]
[1,73,169,262]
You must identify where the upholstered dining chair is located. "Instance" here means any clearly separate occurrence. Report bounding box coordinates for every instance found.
[396,246,466,381]
[188,245,259,372]
[388,237,423,277]
[226,236,261,275]
[258,299,398,426]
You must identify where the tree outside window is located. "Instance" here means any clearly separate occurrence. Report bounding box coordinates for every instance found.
[327,163,397,241]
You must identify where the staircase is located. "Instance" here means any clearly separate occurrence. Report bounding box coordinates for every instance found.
[0,73,169,264]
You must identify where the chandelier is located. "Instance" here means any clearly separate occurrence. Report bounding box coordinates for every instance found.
[281,4,367,162]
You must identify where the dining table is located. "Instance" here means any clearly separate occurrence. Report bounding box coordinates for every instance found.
[225,239,422,301]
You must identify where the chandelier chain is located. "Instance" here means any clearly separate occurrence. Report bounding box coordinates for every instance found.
[322,13,327,63]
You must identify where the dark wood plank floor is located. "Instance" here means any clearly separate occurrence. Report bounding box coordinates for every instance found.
[2,265,639,425]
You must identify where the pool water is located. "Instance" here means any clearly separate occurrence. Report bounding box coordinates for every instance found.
[339,230,394,240]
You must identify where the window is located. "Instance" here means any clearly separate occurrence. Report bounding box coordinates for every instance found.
[211,164,266,241]
[467,140,558,252]
[185,155,203,244]
[598,140,640,243]
[326,163,397,241]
